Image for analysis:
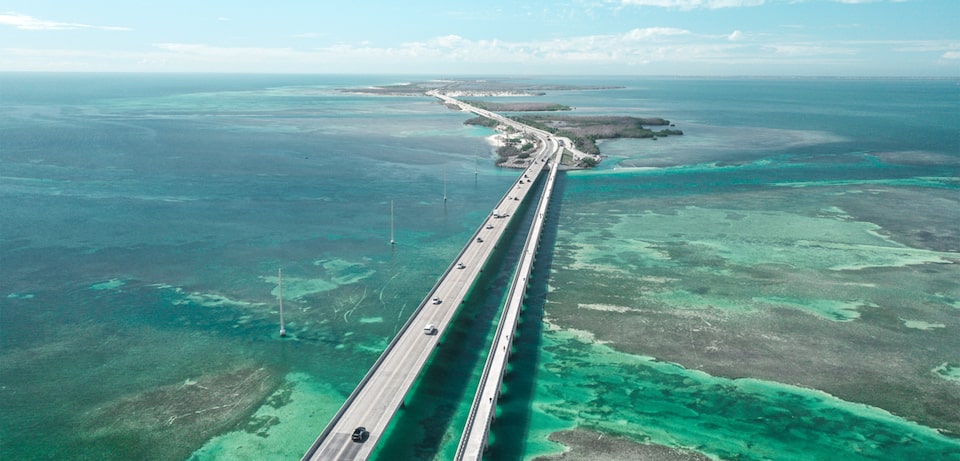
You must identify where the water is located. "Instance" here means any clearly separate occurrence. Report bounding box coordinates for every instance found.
[1,74,958,460]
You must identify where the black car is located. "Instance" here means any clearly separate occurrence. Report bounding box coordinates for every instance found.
[351,426,369,442]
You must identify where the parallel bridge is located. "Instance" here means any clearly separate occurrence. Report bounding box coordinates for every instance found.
[302,95,566,461]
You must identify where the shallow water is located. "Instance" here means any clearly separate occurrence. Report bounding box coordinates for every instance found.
[515,78,960,459]
[1,74,515,460]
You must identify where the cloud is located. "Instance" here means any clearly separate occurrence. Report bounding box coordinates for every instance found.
[0,12,130,31]
[624,27,691,40]
[830,0,908,3]
[7,26,953,75]
[619,0,765,9]
[428,34,467,48]
[152,43,305,60]
[764,43,858,56]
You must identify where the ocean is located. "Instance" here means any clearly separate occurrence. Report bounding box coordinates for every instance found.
[1,74,958,460]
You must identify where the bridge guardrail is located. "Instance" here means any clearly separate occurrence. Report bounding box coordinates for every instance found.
[302,99,552,460]
[454,147,561,461]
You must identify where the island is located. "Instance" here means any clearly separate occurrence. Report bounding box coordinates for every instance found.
[340,79,682,169]
[465,113,683,169]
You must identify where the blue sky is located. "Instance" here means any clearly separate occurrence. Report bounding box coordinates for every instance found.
[1,0,957,76]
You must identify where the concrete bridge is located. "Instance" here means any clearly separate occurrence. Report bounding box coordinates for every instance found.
[302,96,567,461]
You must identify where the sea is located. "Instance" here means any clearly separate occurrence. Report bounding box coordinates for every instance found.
[1,74,958,461]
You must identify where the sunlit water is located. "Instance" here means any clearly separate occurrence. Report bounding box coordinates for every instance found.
[1,75,958,460]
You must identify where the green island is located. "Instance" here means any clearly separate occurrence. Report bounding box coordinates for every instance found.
[507,114,681,155]
[464,113,682,168]
[341,79,683,169]
[460,100,572,112]
[341,79,623,97]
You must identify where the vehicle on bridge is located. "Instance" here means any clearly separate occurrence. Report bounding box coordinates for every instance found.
[423,324,437,335]
[432,296,442,305]
[351,427,369,442]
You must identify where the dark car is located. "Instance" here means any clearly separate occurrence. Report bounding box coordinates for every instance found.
[351,426,369,442]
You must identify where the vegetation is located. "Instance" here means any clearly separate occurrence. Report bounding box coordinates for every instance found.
[510,115,682,155]
[463,116,499,128]
[496,144,523,158]
[461,100,572,112]
[339,79,624,97]
[579,156,599,168]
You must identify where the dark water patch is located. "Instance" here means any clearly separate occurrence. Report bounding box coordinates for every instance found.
[535,430,712,461]
[533,332,960,460]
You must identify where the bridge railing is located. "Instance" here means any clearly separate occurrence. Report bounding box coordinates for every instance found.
[454,148,561,461]
[301,133,551,461]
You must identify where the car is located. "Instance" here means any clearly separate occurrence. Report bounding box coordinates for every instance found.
[476,237,484,243]
[432,296,442,305]
[424,324,437,335]
[485,224,494,229]
[456,262,466,269]
[351,426,369,442]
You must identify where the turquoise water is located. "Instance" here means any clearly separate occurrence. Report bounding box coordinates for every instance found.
[2,75,958,460]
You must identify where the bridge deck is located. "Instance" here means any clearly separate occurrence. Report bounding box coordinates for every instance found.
[302,96,561,461]
[455,137,562,460]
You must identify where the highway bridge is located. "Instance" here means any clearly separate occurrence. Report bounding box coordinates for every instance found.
[302,95,568,461]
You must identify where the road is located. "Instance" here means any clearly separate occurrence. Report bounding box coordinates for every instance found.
[302,95,561,461]
[455,127,563,461]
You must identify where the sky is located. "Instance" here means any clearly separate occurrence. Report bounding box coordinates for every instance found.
[1,0,958,76]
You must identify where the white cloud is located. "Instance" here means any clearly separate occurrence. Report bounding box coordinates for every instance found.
[620,0,765,9]
[764,43,858,56]
[0,12,130,31]
[429,34,467,48]
[624,27,691,40]
[5,27,953,75]
[831,0,896,3]
[153,43,304,60]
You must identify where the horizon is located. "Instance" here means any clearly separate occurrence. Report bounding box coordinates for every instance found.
[2,71,958,80]
[2,0,958,77]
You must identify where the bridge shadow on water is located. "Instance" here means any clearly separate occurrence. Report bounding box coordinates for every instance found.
[484,173,564,460]
[371,173,555,460]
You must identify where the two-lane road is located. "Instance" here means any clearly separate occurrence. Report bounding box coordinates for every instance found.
[303,100,557,460]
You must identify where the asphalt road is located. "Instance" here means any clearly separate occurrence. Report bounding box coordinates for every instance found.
[304,96,559,461]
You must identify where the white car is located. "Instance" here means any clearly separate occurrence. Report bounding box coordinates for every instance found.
[423,324,437,335]
[432,296,442,305]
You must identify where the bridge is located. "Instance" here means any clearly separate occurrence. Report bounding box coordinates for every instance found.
[301,95,569,461]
